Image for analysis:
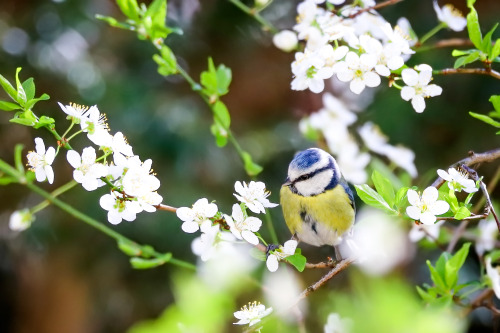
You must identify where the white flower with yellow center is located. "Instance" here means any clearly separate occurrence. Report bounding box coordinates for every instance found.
[80,105,110,146]
[333,51,381,94]
[437,167,478,193]
[176,198,218,233]
[406,187,449,225]
[225,204,262,245]
[433,1,467,32]
[99,191,142,225]
[67,147,108,191]
[234,181,278,214]
[266,240,298,272]
[401,64,442,113]
[26,137,56,184]
[58,102,87,122]
[234,301,273,327]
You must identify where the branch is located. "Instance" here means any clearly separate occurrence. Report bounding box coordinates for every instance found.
[434,68,500,80]
[227,0,278,33]
[157,203,177,212]
[348,0,403,18]
[290,257,354,307]
[431,148,500,188]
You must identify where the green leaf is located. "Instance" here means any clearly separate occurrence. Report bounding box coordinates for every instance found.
[0,73,17,100]
[10,110,38,127]
[395,187,409,211]
[14,143,24,173]
[467,0,476,7]
[490,95,500,113]
[145,0,169,40]
[444,243,470,289]
[371,170,395,207]
[22,77,35,101]
[466,6,482,50]
[95,14,133,30]
[118,240,143,256]
[482,23,498,56]
[153,45,177,76]
[212,101,230,129]
[427,260,447,293]
[241,151,263,176]
[116,0,140,21]
[33,116,55,129]
[130,253,172,269]
[24,93,50,110]
[286,252,307,272]
[15,67,26,104]
[469,111,500,127]
[488,250,500,263]
[215,64,231,96]
[416,286,436,302]
[451,49,470,57]
[354,184,395,214]
[491,38,500,61]
[453,206,471,220]
[453,51,480,68]
[210,122,228,147]
[0,100,20,111]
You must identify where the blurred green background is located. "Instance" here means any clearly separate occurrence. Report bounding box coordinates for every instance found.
[0,0,499,332]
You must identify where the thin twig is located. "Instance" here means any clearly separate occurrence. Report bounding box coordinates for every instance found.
[416,38,473,52]
[156,203,178,212]
[446,220,470,253]
[347,0,403,18]
[431,148,500,188]
[463,289,495,316]
[434,68,500,80]
[290,257,354,308]
[305,260,339,269]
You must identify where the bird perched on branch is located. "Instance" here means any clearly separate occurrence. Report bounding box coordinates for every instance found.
[280,148,355,260]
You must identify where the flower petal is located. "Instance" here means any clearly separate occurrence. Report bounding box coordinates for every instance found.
[411,95,426,113]
[420,212,437,225]
[266,254,279,272]
[406,189,420,206]
[400,86,415,101]
[422,186,438,203]
[406,206,421,220]
[242,230,259,245]
[67,150,82,169]
[182,221,200,233]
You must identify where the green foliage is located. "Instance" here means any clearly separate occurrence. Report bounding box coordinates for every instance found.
[417,243,474,306]
[153,45,177,76]
[200,57,232,99]
[354,171,407,215]
[0,68,50,127]
[241,151,263,176]
[331,276,466,333]
[469,95,500,134]
[130,253,172,269]
[97,0,175,41]
[286,248,307,272]
[127,273,234,333]
[453,1,500,68]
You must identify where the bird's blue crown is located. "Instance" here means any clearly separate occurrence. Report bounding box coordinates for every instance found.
[290,148,321,171]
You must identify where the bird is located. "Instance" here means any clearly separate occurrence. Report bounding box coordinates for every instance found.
[280,148,355,260]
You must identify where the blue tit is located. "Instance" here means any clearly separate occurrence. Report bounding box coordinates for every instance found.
[280,148,355,257]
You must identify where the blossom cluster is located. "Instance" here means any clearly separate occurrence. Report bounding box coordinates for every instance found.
[272,0,468,111]
[21,102,163,229]
[299,93,417,184]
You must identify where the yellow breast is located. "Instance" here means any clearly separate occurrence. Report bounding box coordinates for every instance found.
[280,184,355,247]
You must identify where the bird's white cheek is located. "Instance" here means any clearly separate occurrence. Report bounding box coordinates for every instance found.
[295,170,333,196]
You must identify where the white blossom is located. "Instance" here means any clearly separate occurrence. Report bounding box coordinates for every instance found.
[381,22,415,56]
[340,208,412,276]
[225,204,262,245]
[433,1,467,32]
[234,181,278,214]
[333,51,381,94]
[437,167,478,193]
[266,240,298,272]
[291,48,335,93]
[406,187,449,225]
[26,137,56,184]
[401,64,442,113]
[79,105,110,146]
[99,191,142,225]
[176,198,218,233]
[9,209,34,231]
[273,30,298,52]
[263,267,304,323]
[476,217,498,256]
[486,256,500,299]
[234,301,273,327]
[409,221,444,243]
[383,145,418,178]
[58,102,87,122]
[67,147,108,191]
[121,159,160,197]
[324,313,353,333]
[336,140,370,184]
[191,225,235,262]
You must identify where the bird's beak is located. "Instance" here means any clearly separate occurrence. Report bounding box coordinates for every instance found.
[283,179,292,187]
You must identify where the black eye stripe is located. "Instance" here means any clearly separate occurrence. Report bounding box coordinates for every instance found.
[291,164,332,186]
